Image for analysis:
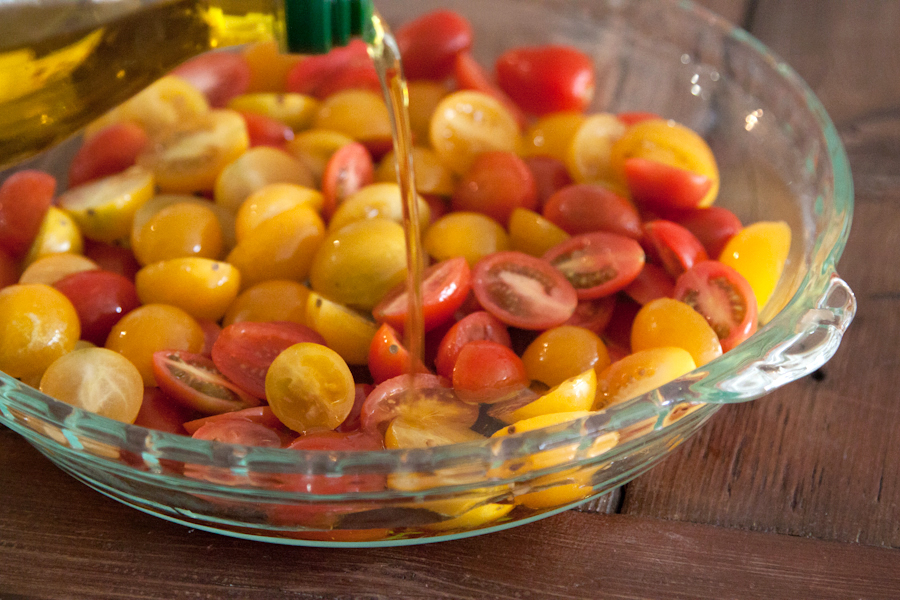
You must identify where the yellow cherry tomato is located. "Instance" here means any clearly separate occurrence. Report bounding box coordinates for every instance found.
[507,207,570,257]
[19,253,99,285]
[241,41,304,93]
[595,347,697,410]
[214,146,315,213]
[718,221,792,312]
[506,368,598,423]
[131,194,237,254]
[375,147,456,197]
[423,502,514,533]
[234,183,324,243]
[565,112,627,184]
[312,89,392,148]
[23,207,84,267]
[39,347,144,423]
[0,284,80,380]
[305,291,378,365]
[521,111,586,161]
[407,80,449,143]
[521,326,611,388]
[327,182,431,233]
[130,201,224,266]
[227,92,318,130]
[286,129,355,183]
[424,211,510,267]
[222,279,311,327]
[631,298,723,367]
[514,468,596,510]
[384,417,485,449]
[135,258,241,322]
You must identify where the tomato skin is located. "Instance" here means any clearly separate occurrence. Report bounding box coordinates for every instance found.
[0,247,18,289]
[68,122,148,187]
[495,45,595,115]
[321,142,375,221]
[543,232,645,300]
[396,9,473,81]
[524,156,574,208]
[133,387,197,435]
[565,295,617,334]
[239,111,295,148]
[451,340,529,404]
[285,39,377,99]
[153,350,262,415]
[617,111,662,126]
[183,405,286,435]
[359,373,478,433]
[172,51,251,107]
[675,206,743,260]
[472,251,579,330]
[0,170,56,258]
[82,239,141,281]
[191,419,283,447]
[642,219,709,278]
[53,269,141,346]
[623,156,713,213]
[452,52,528,129]
[210,321,327,399]
[433,311,510,378]
[336,383,374,432]
[451,151,539,225]
[624,262,676,305]
[673,260,758,352]
[368,322,430,384]
[542,184,642,239]
[373,256,472,333]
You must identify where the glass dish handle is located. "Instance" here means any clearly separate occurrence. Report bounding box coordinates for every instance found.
[701,273,856,403]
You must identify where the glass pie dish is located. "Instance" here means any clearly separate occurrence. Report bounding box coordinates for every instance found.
[0,0,856,546]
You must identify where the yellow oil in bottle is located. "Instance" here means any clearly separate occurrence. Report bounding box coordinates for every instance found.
[0,0,284,166]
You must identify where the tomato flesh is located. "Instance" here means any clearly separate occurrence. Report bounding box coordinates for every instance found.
[544,232,645,300]
[153,350,262,415]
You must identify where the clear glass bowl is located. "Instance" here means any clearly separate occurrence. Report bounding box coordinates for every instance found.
[0,0,856,546]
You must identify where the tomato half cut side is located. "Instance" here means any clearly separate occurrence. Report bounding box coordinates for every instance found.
[642,219,709,278]
[153,350,263,415]
[472,251,578,330]
[543,232,645,300]
[565,295,617,334]
[673,260,758,352]
[434,310,511,379]
[359,373,478,433]
[321,142,374,220]
[372,256,472,332]
[182,406,286,435]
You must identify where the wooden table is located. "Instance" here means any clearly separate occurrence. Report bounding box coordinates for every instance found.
[2,1,899,597]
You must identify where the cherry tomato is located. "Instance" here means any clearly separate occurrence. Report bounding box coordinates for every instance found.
[368,322,430,384]
[675,206,743,260]
[452,52,528,129]
[673,260,758,352]
[451,340,529,404]
[495,45,595,115]
[153,350,262,415]
[210,320,327,399]
[643,219,709,278]
[623,263,675,305]
[68,122,148,187]
[521,326,610,388]
[191,419,283,447]
[434,310,511,379]
[424,211,510,267]
[565,295,616,334]
[543,232,645,299]
[524,156,574,208]
[631,298,723,367]
[395,10,473,81]
[373,256,471,333]
[133,387,196,435]
[472,251,578,330]
[451,151,538,225]
[624,157,714,213]
[542,184,642,239]
[172,51,251,108]
[718,221,792,312]
[617,111,662,126]
[321,142,374,220]
[359,373,478,433]
[0,247,19,289]
[595,346,696,409]
[239,111,295,148]
[82,239,142,281]
[285,39,377,99]
[182,406,287,435]
[0,170,56,258]
[53,269,141,346]
[508,208,570,258]
[336,383,374,432]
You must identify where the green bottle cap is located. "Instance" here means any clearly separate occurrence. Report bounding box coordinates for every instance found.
[284,0,374,54]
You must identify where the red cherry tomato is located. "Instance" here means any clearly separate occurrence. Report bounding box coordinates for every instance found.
[602,297,641,353]
[565,295,617,334]
[543,232,645,300]
[675,206,743,259]
[495,45,595,115]
[395,9,473,81]
[210,321,327,398]
[133,387,197,435]
[182,406,286,435]
[53,269,141,346]
[0,247,18,289]
[152,350,263,415]
[434,310,511,379]
[624,157,713,213]
[674,260,758,352]
[451,151,538,225]
[191,419,283,447]
[451,340,529,404]
[359,373,478,433]
[285,40,378,99]
[321,142,374,220]
[453,51,527,129]
[172,51,251,107]
[421,193,450,223]
[336,383,373,432]
[197,318,222,357]
[542,183,642,239]
[83,239,142,280]
[68,122,148,187]
[0,169,56,258]
[472,251,578,330]
[617,111,662,126]
[524,155,574,208]
[643,219,709,278]
[368,322,431,384]
[239,112,295,148]
[372,256,471,332]
[623,263,676,305]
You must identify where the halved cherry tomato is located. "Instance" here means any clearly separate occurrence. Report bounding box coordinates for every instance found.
[434,310,511,379]
[564,295,617,335]
[336,383,374,432]
[285,39,378,99]
[0,170,56,258]
[452,51,527,129]
[172,51,251,107]
[524,156,574,208]
[68,122,148,187]
[368,322,430,384]
[359,373,478,433]
[602,297,641,354]
[451,151,538,225]
[395,9,473,81]
[543,232,645,299]
[472,251,578,330]
[673,260,758,352]
[191,418,283,447]
[210,320,327,399]
[451,340,529,404]
[182,405,287,435]
[321,142,374,220]
[675,206,743,260]
[153,350,262,415]
[239,111,295,148]
[373,256,471,333]
[642,220,709,278]
[495,45,595,115]
[133,387,197,435]
[82,239,141,280]
[53,269,141,346]
[542,184,642,239]
[623,263,675,305]
[624,157,714,213]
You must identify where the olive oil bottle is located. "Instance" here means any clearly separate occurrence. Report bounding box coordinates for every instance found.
[0,0,373,167]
